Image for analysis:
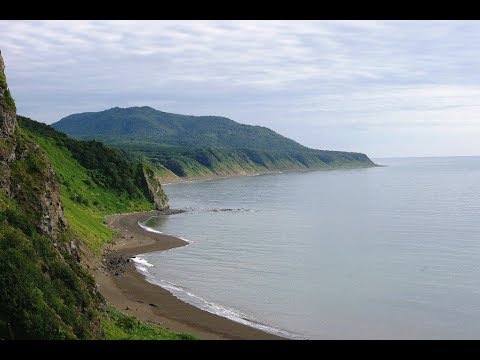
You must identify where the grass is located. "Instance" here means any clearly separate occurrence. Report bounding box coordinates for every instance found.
[124,144,376,182]
[22,127,154,253]
[101,306,197,340]
[1,70,16,112]
[2,125,196,340]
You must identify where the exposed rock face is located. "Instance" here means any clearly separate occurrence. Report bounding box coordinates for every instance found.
[37,162,68,238]
[0,51,17,195]
[0,139,15,196]
[1,50,67,239]
[0,101,16,137]
[10,134,68,239]
[143,166,169,210]
[55,239,82,262]
[0,51,17,138]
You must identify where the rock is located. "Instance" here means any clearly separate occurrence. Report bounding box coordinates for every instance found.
[0,50,17,195]
[103,253,130,276]
[36,163,68,239]
[0,51,16,138]
[0,51,67,239]
[57,238,81,262]
[143,166,169,210]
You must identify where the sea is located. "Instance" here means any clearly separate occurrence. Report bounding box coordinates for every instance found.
[132,157,480,339]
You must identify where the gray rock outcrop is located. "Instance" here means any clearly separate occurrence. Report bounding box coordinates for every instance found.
[0,50,17,196]
[143,166,169,210]
[0,50,16,138]
[0,50,67,239]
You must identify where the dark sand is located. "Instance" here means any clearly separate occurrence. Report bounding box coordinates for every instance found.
[92,211,284,340]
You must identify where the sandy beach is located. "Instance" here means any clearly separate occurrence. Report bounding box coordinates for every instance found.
[91,210,284,340]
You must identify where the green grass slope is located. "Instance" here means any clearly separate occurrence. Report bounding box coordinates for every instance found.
[52,106,376,180]
[18,116,156,253]
[53,106,307,151]
[1,50,192,339]
[1,118,193,339]
[124,143,375,180]
[0,191,103,339]
[102,306,195,340]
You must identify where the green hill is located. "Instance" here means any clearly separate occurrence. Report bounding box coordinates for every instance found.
[53,106,308,151]
[1,115,190,339]
[0,51,191,339]
[17,115,163,253]
[52,107,376,180]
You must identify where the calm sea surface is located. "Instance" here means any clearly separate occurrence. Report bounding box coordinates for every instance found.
[134,157,480,339]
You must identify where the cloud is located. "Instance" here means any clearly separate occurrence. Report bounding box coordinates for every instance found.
[1,20,480,156]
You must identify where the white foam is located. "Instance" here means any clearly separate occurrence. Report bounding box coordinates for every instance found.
[135,265,148,273]
[133,216,304,338]
[138,219,193,244]
[141,273,306,340]
[130,256,154,267]
[137,221,164,235]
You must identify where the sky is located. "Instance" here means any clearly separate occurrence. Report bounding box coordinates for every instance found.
[1,20,480,158]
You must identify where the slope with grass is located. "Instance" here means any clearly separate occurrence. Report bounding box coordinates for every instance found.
[53,106,377,181]
[0,51,193,340]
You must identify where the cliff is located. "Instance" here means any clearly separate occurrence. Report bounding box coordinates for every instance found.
[0,51,102,339]
[0,50,16,196]
[0,51,16,137]
[143,165,169,210]
[0,51,67,239]
[0,51,186,340]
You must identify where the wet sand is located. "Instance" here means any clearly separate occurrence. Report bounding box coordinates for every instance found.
[92,210,284,340]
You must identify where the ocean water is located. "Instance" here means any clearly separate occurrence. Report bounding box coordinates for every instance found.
[135,157,480,339]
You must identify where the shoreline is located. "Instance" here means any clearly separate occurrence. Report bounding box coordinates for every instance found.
[160,163,380,185]
[93,210,285,340]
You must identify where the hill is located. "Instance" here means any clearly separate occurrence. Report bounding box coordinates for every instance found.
[53,106,308,151]
[0,51,191,339]
[53,107,376,180]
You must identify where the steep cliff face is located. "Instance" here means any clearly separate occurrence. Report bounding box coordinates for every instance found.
[143,165,169,210]
[0,51,16,137]
[0,51,67,239]
[0,51,16,196]
[10,138,68,239]
[0,51,105,340]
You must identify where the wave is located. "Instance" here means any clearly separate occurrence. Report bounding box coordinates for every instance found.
[206,208,259,213]
[138,220,193,244]
[137,221,164,235]
[130,252,304,339]
[133,216,305,338]
[139,270,306,340]
[130,256,154,267]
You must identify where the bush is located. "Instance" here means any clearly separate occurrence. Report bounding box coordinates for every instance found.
[0,226,102,339]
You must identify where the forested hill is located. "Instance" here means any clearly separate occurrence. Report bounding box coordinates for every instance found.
[1,50,191,339]
[53,106,307,151]
[52,106,377,180]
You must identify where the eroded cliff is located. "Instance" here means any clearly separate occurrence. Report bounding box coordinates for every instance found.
[0,50,67,239]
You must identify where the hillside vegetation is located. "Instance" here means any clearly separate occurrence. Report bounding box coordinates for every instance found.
[53,106,376,180]
[18,116,156,253]
[1,117,190,339]
[1,49,192,339]
[54,106,307,151]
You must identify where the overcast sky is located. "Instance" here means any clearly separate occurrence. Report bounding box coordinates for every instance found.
[1,20,480,158]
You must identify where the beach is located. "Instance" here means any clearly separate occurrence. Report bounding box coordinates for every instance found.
[92,211,284,340]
